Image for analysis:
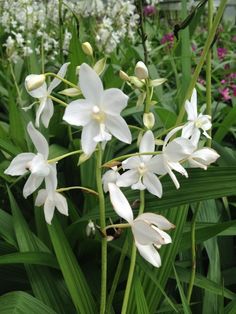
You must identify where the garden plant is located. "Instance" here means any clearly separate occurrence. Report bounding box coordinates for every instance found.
[0,0,235,313]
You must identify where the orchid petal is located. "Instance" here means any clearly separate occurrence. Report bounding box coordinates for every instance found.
[23,173,44,198]
[143,172,162,198]
[105,115,132,144]
[102,169,120,193]
[35,98,47,128]
[135,242,162,267]
[54,192,68,216]
[44,197,55,224]
[152,226,172,244]
[81,120,99,155]
[139,130,155,162]
[181,122,195,139]
[168,161,188,177]
[101,88,128,114]
[164,137,195,162]
[79,63,103,104]
[132,220,165,245]
[116,169,139,187]
[163,126,184,147]
[41,98,54,128]
[150,155,168,175]
[131,178,146,190]
[27,122,49,159]
[122,156,141,170]
[63,99,94,127]
[191,128,201,147]
[35,189,47,206]
[4,153,35,176]
[108,183,133,223]
[166,167,180,189]
[45,164,58,191]
[138,213,175,230]
[48,62,70,93]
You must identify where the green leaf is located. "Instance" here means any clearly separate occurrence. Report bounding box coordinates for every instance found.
[134,274,150,314]
[173,265,192,314]
[48,216,97,314]
[214,105,236,143]
[0,252,59,269]
[7,187,70,314]
[0,291,57,314]
[0,208,17,247]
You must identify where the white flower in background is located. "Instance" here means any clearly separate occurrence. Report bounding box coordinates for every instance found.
[4,122,53,198]
[188,147,220,170]
[35,164,68,224]
[25,62,70,128]
[63,63,131,155]
[117,131,162,197]
[152,128,195,189]
[182,88,212,146]
[108,183,174,267]
[102,167,120,193]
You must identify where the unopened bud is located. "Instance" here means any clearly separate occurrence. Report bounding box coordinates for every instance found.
[129,76,144,89]
[25,74,45,91]
[86,220,96,238]
[135,61,149,80]
[143,112,155,129]
[119,70,130,82]
[82,42,93,56]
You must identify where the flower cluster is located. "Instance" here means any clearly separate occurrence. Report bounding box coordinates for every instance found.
[0,0,72,62]
[4,58,219,268]
[69,0,139,54]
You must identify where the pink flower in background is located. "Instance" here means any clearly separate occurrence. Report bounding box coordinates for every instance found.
[232,35,236,42]
[217,47,227,60]
[219,88,231,101]
[160,33,174,48]
[143,5,156,17]
[231,85,236,97]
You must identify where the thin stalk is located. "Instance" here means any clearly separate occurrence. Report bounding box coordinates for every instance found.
[58,0,64,63]
[121,190,145,314]
[137,0,148,64]
[41,34,45,74]
[96,145,107,314]
[45,72,80,90]
[176,0,227,125]
[104,223,130,232]
[9,61,22,103]
[187,203,200,303]
[102,151,161,167]
[48,95,67,107]
[206,0,213,147]
[56,186,98,196]
[47,149,82,163]
[106,238,129,313]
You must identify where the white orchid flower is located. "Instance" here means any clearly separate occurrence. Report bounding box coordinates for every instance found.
[63,63,132,155]
[102,166,120,193]
[25,63,70,128]
[116,131,162,198]
[35,164,68,224]
[108,183,174,267]
[4,122,52,198]
[188,147,220,170]
[182,88,212,146]
[152,128,195,189]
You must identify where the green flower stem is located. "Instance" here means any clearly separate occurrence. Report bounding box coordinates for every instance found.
[206,0,213,147]
[47,149,82,163]
[121,190,145,314]
[102,151,161,167]
[96,145,107,314]
[56,186,98,196]
[48,95,67,107]
[104,223,130,232]
[187,203,200,304]
[9,61,22,103]
[175,0,227,126]
[144,79,153,114]
[106,238,129,313]
[45,72,80,90]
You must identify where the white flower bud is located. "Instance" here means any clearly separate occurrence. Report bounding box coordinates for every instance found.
[25,74,45,91]
[129,76,144,89]
[86,220,96,238]
[135,61,149,80]
[82,42,93,56]
[119,70,130,82]
[143,112,155,129]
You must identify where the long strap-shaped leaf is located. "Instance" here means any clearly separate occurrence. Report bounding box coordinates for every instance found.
[0,291,57,314]
[7,187,69,314]
[48,216,97,314]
